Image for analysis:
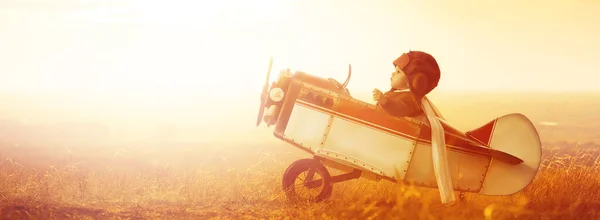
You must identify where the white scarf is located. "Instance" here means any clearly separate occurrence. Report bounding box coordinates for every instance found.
[420,96,456,205]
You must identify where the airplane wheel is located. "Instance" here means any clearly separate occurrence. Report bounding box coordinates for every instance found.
[282,158,333,203]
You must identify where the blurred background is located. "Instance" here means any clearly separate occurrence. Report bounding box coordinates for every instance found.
[0,0,599,146]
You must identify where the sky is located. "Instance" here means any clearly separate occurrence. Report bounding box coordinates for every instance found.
[1,0,599,97]
[0,0,599,137]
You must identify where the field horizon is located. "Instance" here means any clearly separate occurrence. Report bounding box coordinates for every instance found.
[1,90,598,143]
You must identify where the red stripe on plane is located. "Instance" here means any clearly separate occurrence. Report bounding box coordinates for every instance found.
[295,100,420,141]
[466,119,498,146]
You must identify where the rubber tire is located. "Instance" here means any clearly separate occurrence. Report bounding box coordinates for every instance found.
[282,158,333,203]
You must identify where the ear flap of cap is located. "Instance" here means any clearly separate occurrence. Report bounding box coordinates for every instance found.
[410,72,430,98]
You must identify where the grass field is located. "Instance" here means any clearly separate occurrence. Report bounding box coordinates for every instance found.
[1,140,599,219]
[0,92,599,219]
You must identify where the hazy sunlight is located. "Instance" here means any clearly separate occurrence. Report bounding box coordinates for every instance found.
[1,1,600,219]
[0,0,599,142]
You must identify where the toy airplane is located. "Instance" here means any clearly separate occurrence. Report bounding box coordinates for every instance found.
[255,57,542,204]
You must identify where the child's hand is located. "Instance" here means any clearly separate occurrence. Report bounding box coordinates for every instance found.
[373,89,383,101]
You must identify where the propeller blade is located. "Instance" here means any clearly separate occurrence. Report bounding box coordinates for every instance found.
[256,56,274,127]
[264,56,273,90]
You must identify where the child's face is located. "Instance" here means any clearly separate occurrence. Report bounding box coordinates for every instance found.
[390,66,409,90]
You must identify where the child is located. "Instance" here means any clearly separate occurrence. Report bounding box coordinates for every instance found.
[372,51,441,118]
[373,51,454,205]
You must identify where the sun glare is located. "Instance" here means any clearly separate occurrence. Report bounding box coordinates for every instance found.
[50,0,292,99]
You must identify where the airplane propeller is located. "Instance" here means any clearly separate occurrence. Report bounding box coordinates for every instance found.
[256,56,273,127]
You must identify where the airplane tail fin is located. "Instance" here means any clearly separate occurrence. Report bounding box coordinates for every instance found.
[467,113,543,195]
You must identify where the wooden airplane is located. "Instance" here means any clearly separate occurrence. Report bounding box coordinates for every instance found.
[255,57,542,204]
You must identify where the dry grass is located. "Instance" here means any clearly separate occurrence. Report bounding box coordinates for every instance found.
[0,140,598,220]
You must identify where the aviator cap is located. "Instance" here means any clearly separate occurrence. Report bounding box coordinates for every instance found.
[393,51,441,99]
